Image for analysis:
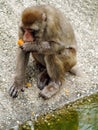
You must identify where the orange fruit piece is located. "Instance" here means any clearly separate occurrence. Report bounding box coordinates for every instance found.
[26,83,32,88]
[64,89,69,96]
[32,112,35,116]
[18,39,24,46]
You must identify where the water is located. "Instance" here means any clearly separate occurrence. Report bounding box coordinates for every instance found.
[10,93,98,130]
[78,103,98,130]
[34,93,98,130]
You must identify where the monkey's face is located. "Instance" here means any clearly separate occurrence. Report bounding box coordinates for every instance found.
[19,7,46,42]
[20,23,40,42]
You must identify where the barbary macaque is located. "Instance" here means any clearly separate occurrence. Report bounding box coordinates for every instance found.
[9,5,77,99]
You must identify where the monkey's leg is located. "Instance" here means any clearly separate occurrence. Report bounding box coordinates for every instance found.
[39,55,64,99]
[9,48,30,98]
[32,53,50,90]
[40,51,77,99]
[37,69,50,90]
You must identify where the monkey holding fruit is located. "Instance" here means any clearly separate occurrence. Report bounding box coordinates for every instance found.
[9,5,77,99]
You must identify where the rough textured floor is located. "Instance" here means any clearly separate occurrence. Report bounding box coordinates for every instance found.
[0,0,98,129]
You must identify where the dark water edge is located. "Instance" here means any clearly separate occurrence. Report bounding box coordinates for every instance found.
[10,92,98,130]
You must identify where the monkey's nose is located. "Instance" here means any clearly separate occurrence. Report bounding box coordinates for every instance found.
[23,30,34,42]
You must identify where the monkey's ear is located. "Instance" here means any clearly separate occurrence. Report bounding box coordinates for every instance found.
[42,13,47,21]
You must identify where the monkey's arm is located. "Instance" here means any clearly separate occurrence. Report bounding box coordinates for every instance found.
[21,41,65,54]
[9,47,30,98]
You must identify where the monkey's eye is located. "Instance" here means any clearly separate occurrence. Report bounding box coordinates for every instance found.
[31,29,39,36]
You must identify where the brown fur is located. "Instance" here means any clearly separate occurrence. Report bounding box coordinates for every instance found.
[22,7,43,26]
[9,5,77,99]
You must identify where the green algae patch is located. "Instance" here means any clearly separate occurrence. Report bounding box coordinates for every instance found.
[34,108,78,130]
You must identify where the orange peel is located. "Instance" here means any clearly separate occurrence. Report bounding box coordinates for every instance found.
[17,39,24,46]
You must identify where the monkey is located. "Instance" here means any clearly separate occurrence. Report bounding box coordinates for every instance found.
[9,5,77,99]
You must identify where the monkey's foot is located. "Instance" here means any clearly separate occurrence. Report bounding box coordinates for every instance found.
[9,83,24,98]
[37,69,50,90]
[39,82,60,99]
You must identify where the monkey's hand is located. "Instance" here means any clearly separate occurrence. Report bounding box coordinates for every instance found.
[20,42,34,52]
[9,79,24,98]
[21,41,65,54]
[21,41,51,53]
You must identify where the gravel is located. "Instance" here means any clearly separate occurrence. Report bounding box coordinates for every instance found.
[0,0,98,129]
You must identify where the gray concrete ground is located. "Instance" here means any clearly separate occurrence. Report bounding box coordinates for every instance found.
[0,0,98,129]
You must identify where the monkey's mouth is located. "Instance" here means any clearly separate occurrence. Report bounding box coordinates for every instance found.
[24,40,34,43]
